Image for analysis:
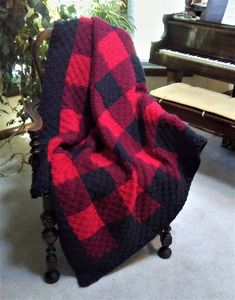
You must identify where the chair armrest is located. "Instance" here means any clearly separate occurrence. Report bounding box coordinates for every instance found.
[32,29,52,84]
[25,100,43,132]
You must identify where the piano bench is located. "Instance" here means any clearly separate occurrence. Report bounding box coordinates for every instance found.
[150,83,235,150]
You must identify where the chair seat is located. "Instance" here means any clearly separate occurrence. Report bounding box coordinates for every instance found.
[150,83,235,121]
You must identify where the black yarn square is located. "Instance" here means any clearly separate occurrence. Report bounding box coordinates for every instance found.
[126,118,146,145]
[81,168,116,201]
[95,73,123,108]
[113,142,131,162]
[131,56,146,83]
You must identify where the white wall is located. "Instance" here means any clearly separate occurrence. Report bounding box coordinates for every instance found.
[131,0,185,60]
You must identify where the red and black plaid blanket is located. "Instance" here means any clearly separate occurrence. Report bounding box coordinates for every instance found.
[31,17,206,287]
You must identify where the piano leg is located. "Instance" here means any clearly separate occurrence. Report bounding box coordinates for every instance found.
[167,69,183,85]
[222,85,235,150]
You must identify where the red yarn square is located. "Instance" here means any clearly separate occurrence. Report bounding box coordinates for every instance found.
[65,54,91,87]
[90,151,116,167]
[99,110,124,138]
[51,152,79,186]
[144,101,164,123]
[98,32,128,69]
[59,108,82,134]
[68,204,104,240]
[136,149,161,168]
[117,170,142,212]
[125,88,139,115]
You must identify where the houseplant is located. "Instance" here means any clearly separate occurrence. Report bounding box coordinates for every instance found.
[0,0,135,128]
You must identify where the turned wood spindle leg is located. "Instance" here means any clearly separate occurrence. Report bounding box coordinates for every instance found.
[41,192,60,284]
[28,130,41,167]
[28,130,60,282]
[158,225,172,259]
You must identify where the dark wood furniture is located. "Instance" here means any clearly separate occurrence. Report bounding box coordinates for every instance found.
[149,0,235,149]
[26,28,173,284]
[26,28,61,284]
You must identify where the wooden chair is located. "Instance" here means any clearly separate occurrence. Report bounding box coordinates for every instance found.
[26,29,61,284]
[26,29,173,284]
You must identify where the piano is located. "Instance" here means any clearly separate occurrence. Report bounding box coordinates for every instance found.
[149,0,235,95]
[149,0,235,149]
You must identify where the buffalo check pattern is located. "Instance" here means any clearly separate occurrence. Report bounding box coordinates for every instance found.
[32,17,207,287]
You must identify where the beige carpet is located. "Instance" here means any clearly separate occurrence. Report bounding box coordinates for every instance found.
[0,130,234,300]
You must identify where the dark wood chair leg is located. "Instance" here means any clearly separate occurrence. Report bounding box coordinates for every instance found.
[28,128,60,283]
[158,225,172,259]
[40,191,60,284]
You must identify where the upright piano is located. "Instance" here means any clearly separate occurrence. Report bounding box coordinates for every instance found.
[149,0,235,149]
[149,0,235,94]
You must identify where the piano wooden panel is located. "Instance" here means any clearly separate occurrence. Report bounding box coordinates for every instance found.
[149,14,235,83]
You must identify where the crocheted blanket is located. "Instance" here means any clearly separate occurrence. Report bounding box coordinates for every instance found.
[31,17,207,287]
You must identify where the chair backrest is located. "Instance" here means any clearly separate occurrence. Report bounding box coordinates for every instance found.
[32,29,52,84]
[26,30,52,132]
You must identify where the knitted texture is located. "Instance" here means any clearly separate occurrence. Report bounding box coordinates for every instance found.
[31,17,207,287]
